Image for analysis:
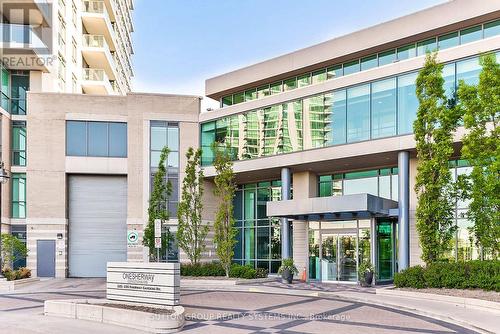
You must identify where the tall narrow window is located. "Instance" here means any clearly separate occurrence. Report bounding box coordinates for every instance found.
[12,121,26,166]
[397,72,419,134]
[371,78,396,139]
[346,84,370,142]
[12,173,26,219]
[11,73,29,115]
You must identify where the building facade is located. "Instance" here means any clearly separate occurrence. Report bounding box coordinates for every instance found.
[201,0,500,283]
[0,0,498,281]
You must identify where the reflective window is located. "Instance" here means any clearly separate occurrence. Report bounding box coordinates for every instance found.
[304,94,331,149]
[361,55,377,71]
[371,78,396,139]
[88,122,108,156]
[443,63,456,102]
[12,173,26,218]
[346,84,370,142]
[327,65,342,79]
[484,20,500,38]
[1,67,9,112]
[12,121,26,166]
[284,78,297,91]
[397,44,416,60]
[257,85,270,99]
[233,91,244,104]
[438,32,459,50]
[222,95,232,107]
[460,25,482,44]
[297,74,311,88]
[312,69,327,84]
[331,90,347,145]
[343,60,360,75]
[245,88,257,101]
[66,121,87,156]
[378,50,396,66]
[397,72,419,134]
[11,73,29,115]
[416,38,437,56]
[457,57,481,86]
[66,121,127,157]
[270,81,282,95]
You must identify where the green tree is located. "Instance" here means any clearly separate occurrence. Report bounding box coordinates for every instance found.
[177,147,208,265]
[456,53,500,258]
[212,142,237,277]
[1,234,28,270]
[143,146,172,260]
[414,52,461,264]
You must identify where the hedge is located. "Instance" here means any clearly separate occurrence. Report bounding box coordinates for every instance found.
[181,262,268,279]
[394,260,500,291]
[1,267,31,281]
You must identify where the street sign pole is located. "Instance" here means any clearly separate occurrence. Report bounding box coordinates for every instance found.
[155,220,161,262]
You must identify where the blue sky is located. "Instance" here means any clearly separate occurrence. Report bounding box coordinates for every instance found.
[131,0,446,109]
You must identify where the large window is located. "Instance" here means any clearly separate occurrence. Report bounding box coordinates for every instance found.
[12,121,26,166]
[12,173,26,219]
[202,54,489,165]
[1,66,9,111]
[66,121,127,157]
[150,121,179,216]
[233,181,283,273]
[319,167,399,201]
[11,73,29,115]
[346,84,370,142]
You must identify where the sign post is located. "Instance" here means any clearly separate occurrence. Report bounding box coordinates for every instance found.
[154,220,161,262]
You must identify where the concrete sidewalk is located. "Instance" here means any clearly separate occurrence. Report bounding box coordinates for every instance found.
[181,280,500,334]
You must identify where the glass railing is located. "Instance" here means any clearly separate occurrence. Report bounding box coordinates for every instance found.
[0,23,46,49]
[83,68,107,81]
[83,0,105,14]
[83,34,106,48]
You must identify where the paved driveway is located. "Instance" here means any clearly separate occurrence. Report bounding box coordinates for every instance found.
[0,278,478,334]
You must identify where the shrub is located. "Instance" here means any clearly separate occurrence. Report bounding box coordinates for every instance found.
[17,267,31,279]
[229,264,256,279]
[394,265,426,289]
[255,267,268,279]
[180,262,225,277]
[394,260,500,291]
[1,268,16,281]
[278,258,299,275]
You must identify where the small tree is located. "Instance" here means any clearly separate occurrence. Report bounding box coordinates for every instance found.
[1,234,28,270]
[414,52,461,264]
[143,146,172,260]
[456,53,500,258]
[212,142,237,277]
[177,147,207,265]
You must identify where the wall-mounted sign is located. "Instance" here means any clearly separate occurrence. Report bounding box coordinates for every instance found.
[154,220,161,238]
[107,262,180,306]
[154,237,162,249]
[127,231,139,248]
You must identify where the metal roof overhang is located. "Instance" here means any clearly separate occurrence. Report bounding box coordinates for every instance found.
[266,193,399,220]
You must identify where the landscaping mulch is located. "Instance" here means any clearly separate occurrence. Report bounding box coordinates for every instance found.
[99,303,175,315]
[400,287,500,302]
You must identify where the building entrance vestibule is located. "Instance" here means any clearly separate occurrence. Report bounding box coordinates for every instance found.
[308,218,397,283]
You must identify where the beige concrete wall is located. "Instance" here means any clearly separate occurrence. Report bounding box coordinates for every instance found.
[291,171,317,279]
[25,92,201,277]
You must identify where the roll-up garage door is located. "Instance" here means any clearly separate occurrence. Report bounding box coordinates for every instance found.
[69,175,127,277]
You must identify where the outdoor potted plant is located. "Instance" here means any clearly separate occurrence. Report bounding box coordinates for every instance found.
[278,258,299,284]
[358,261,375,287]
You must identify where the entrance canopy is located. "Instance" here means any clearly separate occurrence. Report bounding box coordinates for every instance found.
[266,193,398,220]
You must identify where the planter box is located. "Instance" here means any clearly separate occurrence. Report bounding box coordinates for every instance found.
[0,277,40,292]
[44,299,185,333]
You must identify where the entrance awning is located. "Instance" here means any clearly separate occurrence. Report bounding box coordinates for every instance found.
[266,193,398,220]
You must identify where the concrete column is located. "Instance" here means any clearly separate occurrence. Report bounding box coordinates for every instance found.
[281,167,291,259]
[398,151,410,271]
[370,217,377,281]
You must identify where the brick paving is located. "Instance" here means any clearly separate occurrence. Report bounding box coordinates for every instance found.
[0,278,481,334]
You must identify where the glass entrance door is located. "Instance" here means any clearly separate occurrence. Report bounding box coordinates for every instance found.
[321,234,338,281]
[320,233,357,282]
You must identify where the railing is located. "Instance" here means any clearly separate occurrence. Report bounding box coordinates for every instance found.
[83,68,107,82]
[83,34,106,48]
[0,23,45,48]
[83,0,105,14]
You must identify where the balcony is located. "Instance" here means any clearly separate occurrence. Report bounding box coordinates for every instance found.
[82,0,116,51]
[0,0,51,26]
[0,23,51,71]
[81,68,116,95]
[82,34,117,81]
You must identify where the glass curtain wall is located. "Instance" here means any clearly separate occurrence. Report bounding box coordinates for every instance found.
[1,65,9,111]
[233,181,283,273]
[202,54,489,166]
[150,121,179,217]
[318,167,399,201]
[12,121,26,166]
